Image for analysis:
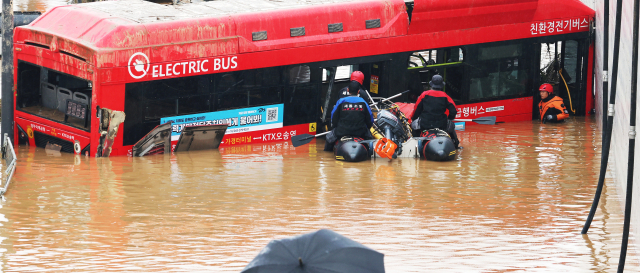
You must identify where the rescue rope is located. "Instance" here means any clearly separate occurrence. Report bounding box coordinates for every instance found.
[559,68,577,114]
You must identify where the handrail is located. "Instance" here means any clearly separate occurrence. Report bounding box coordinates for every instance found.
[408,61,463,70]
[559,68,577,114]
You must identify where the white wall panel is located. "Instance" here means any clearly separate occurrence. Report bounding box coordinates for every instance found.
[593,0,640,265]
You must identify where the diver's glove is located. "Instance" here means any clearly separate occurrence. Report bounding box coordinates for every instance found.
[546,115,556,122]
[543,114,556,124]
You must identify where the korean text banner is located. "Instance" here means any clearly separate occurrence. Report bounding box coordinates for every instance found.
[161,104,284,141]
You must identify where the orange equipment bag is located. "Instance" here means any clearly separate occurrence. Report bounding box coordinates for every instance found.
[374,138,397,159]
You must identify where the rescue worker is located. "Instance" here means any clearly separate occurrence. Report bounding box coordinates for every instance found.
[411,75,460,148]
[338,71,371,100]
[538,83,569,123]
[324,79,375,151]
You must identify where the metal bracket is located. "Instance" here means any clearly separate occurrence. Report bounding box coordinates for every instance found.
[631,126,637,139]
[603,71,608,82]
[608,104,615,117]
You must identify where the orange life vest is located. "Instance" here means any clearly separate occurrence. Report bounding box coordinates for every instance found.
[538,96,569,121]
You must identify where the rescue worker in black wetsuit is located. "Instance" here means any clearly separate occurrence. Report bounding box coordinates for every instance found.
[411,75,460,148]
[324,80,374,151]
[338,71,372,100]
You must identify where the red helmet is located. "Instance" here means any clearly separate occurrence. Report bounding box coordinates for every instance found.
[350,71,364,85]
[539,83,553,93]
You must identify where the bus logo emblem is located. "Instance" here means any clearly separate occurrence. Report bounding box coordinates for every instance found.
[128,52,150,79]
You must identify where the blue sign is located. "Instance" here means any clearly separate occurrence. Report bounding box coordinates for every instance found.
[161,104,284,141]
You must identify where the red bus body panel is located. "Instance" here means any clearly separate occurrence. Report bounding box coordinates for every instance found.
[586,42,595,115]
[456,97,536,123]
[398,97,535,126]
[15,117,91,148]
[13,0,595,156]
[410,0,593,35]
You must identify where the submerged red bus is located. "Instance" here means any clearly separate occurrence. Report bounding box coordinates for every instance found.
[12,0,594,156]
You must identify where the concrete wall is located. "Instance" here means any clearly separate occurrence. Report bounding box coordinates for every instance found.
[593,0,640,260]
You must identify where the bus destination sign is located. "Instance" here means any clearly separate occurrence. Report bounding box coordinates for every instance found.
[530,17,590,36]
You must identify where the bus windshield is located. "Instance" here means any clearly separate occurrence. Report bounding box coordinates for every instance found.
[16,61,92,130]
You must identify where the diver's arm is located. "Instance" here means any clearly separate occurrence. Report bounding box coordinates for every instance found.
[555,101,570,121]
[364,103,374,128]
[412,93,426,120]
[331,99,343,128]
[447,103,458,120]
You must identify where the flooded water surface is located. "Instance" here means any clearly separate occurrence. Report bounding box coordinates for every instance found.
[0,117,638,272]
[13,0,67,12]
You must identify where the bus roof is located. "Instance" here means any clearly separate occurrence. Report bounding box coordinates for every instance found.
[17,0,407,63]
[62,0,375,24]
[15,0,593,68]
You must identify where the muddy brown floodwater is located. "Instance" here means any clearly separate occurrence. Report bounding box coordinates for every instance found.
[1,117,639,272]
[12,0,65,13]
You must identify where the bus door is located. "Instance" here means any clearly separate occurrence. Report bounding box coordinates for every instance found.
[406,47,465,104]
[319,61,387,132]
[408,42,536,122]
[359,61,385,96]
[536,38,591,117]
[283,64,323,128]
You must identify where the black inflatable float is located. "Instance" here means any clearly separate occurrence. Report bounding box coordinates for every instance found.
[415,129,457,161]
[334,137,376,162]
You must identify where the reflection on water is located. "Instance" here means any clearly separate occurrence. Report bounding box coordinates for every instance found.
[0,117,637,272]
[13,0,68,12]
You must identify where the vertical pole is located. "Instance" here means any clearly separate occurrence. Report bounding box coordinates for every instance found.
[1,0,14,146]
[617,0,639,271]
[321,67,336,124]
[603,0,610,130]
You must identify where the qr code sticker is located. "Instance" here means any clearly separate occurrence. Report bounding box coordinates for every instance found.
[266,107,278,122]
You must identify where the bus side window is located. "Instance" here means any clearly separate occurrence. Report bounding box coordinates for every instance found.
[289,65,310,84]
[249,67,282,106]
[144,76,209,118]
[468,42,531,101]
[16,61,41,109]
[124,74,211,146]
[216,72,246,110]
[178,76,212,115]
[215,67,284,110]
[16,60,93,130]
[284,64,320,126]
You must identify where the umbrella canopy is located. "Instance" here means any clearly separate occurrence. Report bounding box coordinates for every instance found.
[241,229,385,273]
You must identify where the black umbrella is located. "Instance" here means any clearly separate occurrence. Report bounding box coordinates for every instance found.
[241,229,385,273]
